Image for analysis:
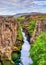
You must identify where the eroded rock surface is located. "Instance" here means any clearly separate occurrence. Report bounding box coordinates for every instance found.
[30,20,46,43]
[0,17,17,58]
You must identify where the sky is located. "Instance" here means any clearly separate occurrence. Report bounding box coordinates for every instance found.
[0,0,46,15]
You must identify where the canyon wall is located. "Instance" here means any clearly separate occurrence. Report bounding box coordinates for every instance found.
[30,20,46,43]
[0,17,17,58]
[21,15,46,44]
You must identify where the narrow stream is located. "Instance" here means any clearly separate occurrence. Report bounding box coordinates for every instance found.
[11,29,33,65]
[21,29,33,65]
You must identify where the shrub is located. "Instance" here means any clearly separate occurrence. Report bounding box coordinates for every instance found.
[16,24,23,41]
[27,20,36,36]
[30,32,46,65]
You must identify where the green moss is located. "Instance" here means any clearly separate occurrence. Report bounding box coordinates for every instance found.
[16,24,23,41]
[30,32,46,65]
[11,51,21,65]
[2,61,14,65]
[25,19,36,37]
[16,16,25,21]
[21,19,36,37]
[16,16,36,37]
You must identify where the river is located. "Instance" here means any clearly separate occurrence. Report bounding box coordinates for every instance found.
[20,29,33,65]
[11,29,33,65]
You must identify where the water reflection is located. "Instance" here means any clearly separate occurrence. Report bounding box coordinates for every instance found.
[11,51,23,65]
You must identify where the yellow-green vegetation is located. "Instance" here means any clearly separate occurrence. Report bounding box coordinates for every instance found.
[15,44,22,51]
[13,43,22,51]
[16,16,36,37]
[18,16,25,20]
[16,16,25,21]
[15,23,23,51]
[25,19,36,37]
[27,20,36,36]
[3,61,14,65]
[0,61,14,65]
[30,32,46,65]
[16,23,23,41]
[11,51,21,65]
[31,14,46,21]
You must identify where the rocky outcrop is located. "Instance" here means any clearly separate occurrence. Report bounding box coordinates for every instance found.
[30,20,46,43]
[0,17,17,58]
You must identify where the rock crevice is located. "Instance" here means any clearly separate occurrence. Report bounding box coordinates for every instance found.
[0,17,17,58]
[30,20,46,43]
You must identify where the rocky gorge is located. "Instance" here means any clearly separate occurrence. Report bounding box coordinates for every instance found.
[0,16,23,64]
[0,14,46,65]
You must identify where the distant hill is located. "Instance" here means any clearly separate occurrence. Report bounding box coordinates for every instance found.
[0,12,46,17]
[14,12,44,17]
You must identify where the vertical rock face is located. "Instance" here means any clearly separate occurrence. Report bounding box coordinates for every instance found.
[30,20,46,43]
[0,17,17,58]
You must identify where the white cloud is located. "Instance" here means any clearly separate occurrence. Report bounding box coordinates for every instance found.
[32,1,46,5]
[0,10,16,15]
[0,0,46,15]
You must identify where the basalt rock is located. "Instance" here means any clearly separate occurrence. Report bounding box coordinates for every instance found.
[0,17,17,59]
[30,20,46,43]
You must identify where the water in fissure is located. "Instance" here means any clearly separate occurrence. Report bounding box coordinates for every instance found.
[21,30,33,65]
[11,29,33,65]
